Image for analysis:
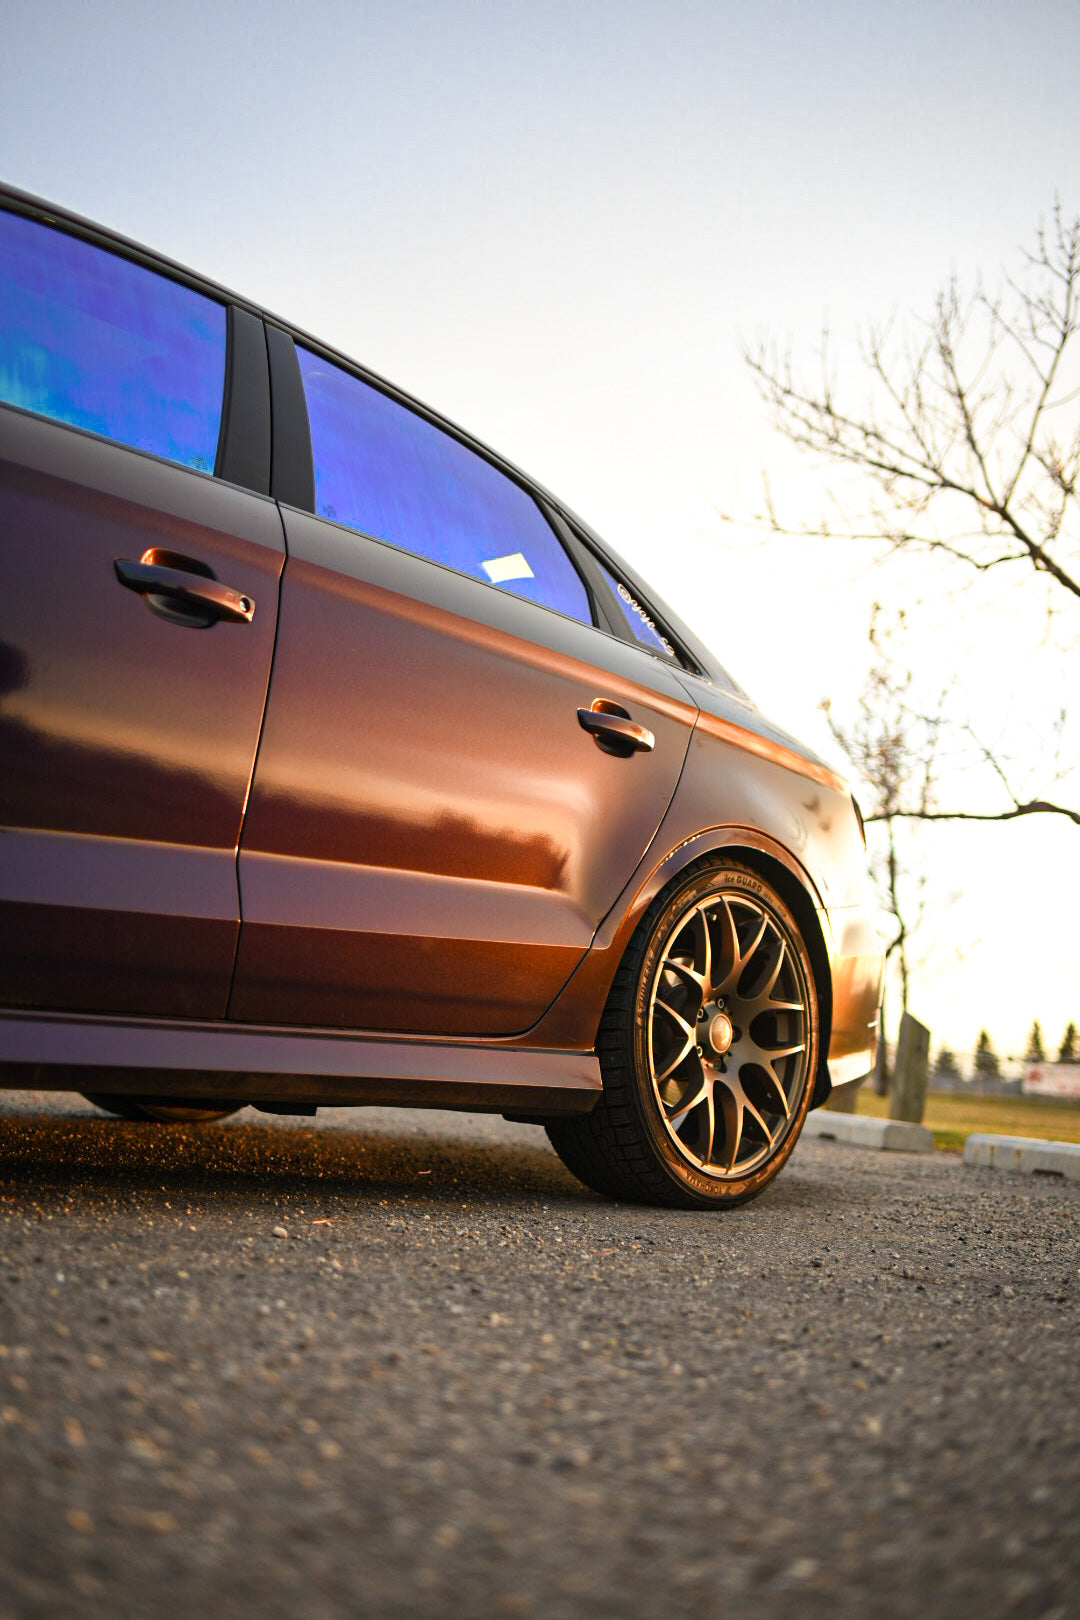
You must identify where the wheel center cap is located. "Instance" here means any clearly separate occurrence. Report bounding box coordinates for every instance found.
[708,1012,734,1056]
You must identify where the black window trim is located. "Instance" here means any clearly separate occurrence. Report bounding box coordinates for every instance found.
[215,307,271,495]
[266,324,314,511]
[540,503,625,639]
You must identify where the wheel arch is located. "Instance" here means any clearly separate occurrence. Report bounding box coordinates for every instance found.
[598,829,835,1108]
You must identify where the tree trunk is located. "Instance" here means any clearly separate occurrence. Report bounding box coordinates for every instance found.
[873,998,890,1096]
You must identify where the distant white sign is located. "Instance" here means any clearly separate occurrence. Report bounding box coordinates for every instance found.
[1022,1063,1080,1100]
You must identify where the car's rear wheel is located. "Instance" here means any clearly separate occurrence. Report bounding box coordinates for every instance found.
[82,1094,239,1124]
[547,859,818,1208]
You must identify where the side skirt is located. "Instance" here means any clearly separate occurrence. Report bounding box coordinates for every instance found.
[0,1009,601,1117]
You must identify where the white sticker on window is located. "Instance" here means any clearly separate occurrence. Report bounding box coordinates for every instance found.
[481,551,535,585]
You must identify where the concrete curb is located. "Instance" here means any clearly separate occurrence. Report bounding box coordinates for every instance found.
[963,1134,1080,1181]
[802,1112,934,1154]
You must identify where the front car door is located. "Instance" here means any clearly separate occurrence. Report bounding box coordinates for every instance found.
[0,201,282,1018]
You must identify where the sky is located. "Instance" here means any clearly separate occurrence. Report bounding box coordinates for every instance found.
[3,0,1078,1063]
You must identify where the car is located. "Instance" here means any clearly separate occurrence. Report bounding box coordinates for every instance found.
[0,184,883,1208]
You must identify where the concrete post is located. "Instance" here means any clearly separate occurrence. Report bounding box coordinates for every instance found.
[890,1012,930,1123]
[823,1077,860,1112]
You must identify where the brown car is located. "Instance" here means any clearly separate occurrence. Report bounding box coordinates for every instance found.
[0,185,883,1207]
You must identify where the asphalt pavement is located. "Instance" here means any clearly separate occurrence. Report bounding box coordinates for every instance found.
[1,1090,1077,1620]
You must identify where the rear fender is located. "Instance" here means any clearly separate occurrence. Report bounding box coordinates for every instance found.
[530,824,832,1077]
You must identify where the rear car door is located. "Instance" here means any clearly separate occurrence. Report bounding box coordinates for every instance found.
[229,339,697,1035]
[0,203,283,1018]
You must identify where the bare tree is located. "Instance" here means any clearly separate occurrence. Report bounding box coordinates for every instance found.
[820,607,944,1088]
[748,202,1080,827]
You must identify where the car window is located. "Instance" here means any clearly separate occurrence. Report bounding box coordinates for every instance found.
[0,208,225,474]
[594,555,678,660]
[298,346,591,624]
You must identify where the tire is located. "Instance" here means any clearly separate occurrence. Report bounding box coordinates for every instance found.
[547,859,819,1208]
[82,1094,238,1124]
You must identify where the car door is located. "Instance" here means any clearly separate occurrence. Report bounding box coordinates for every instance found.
[0,204,282,1018]
[228,339,697,1036]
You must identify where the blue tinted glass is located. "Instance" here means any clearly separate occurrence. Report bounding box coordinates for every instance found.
[597,557,677,658]
[0,209,225,473]
[299,347,590,624]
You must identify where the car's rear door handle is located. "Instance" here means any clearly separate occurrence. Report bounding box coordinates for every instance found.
[577,704,655,755]
[114,557,255,625]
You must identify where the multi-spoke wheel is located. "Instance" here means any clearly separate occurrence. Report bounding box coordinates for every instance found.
[547,860,819,1207]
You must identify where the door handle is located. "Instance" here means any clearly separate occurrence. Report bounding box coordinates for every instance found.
[577,704,655,756]
[114,557,255,625]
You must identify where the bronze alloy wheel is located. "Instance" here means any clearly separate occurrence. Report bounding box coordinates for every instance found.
[547,860,819,1207]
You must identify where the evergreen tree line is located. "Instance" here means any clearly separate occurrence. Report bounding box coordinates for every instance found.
[932,1021,1079,1080]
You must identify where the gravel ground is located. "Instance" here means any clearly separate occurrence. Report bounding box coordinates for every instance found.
[0,1090,1077,1620]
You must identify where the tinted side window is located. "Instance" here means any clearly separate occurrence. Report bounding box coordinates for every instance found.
[0,209,225,473]
[298,347,591,624]
[594,556,678,659]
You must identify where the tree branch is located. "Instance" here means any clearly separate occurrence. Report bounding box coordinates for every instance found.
[867,800,1080,827]
[743,203,1080,605]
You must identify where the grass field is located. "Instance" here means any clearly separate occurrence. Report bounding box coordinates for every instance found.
[852,1087,1080,1153]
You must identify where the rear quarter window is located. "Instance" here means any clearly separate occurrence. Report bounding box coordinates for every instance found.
[594,554,679,660]
[0,208,225,473]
